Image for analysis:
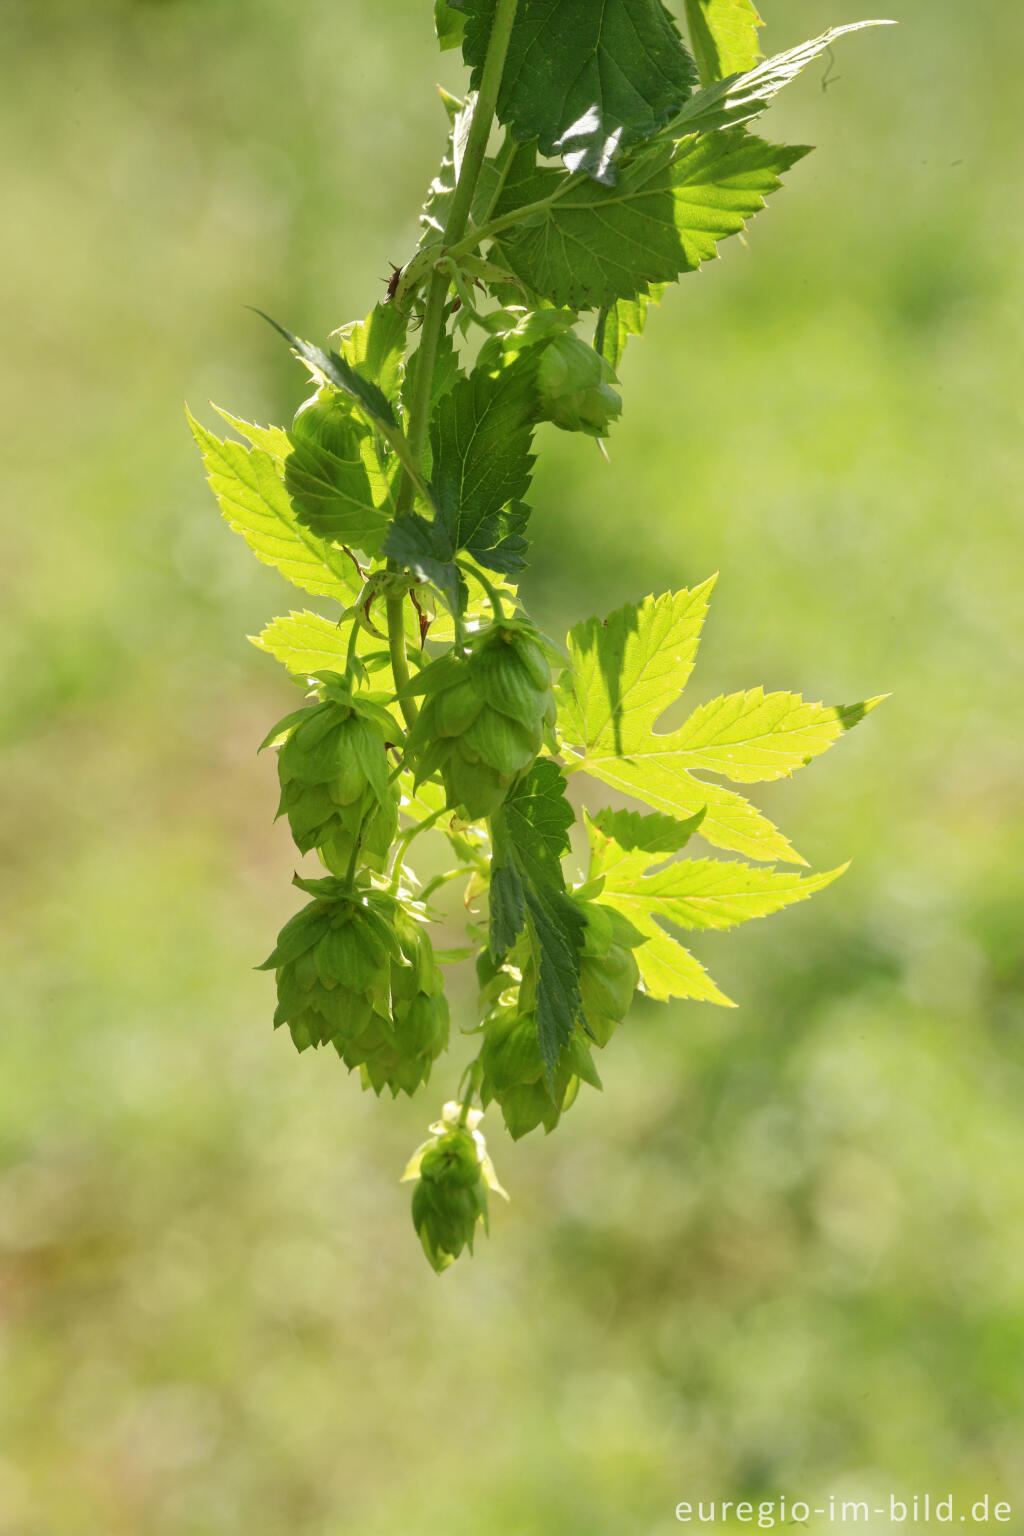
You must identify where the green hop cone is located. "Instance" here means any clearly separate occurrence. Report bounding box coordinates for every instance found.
[478,1005,602,1140]
[267,674,399,875]
[403,620,556,820]
[574,896,643,1047]
[290,386,355,459]
[259,878,449,1096]
[402,1101,508,1273]
[535,332,622,438]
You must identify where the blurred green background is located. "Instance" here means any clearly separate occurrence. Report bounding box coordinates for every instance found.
[1,1,1022,1532]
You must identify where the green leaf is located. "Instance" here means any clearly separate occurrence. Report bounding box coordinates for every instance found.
[594,290,664,371]
[683,0,763,85]
[583,809,729,1003]
[418,93,476,246]
[601,851,847,932]
[211,408,292,462]
[216,399,394,555]
[460,0,697,183]
[252,310,397,429]
[331,302,408,406]
[432,356,537,554]
[187,410,358,603]
[490,131,810,310]
[489,761,586,1078]
[584,810,845,1004]
[558,581,804,864]
[251,611,347,675]
[284,416,392,553]
[670,21,895,135]
[434,0,467,52]
[248,609,400,679]
[672,689,884,782]
[387,353,537,598]
[590,806,706,857]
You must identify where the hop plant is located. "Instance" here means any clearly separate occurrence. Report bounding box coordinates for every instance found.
[191,0,887,1268]
[260,878,449,1096]
[402,619,556,820]
[268,675,399,875]
[402,1102,508,1273]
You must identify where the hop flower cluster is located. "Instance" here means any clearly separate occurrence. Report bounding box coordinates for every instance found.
[403,619,556,819]
[260,878,449,1096]
[268,675,399,875]
[402,1102,508,1273]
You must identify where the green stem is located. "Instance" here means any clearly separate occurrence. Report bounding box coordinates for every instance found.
[386,0,520,723]
[446,173,580,263]
[457,1058,483,1127]
[457,559,506,622]
[387,594,419,730]
[389,805,448,889]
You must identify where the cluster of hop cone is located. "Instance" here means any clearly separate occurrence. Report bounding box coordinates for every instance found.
[260,613,640,1271]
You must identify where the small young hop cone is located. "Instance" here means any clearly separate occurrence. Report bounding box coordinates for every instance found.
[402,1102,508,1273]
[535,331,622,438]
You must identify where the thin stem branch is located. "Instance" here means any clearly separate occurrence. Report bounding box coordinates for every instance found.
[385,0,520,728]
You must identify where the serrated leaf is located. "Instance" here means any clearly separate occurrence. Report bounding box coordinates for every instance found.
[594,289,665,371]
[670,21,895,135]
[252,310,397,429]
[432,358,537,556]
[418,93,475,245]
[435,0,467,50]
[331,302,408,405]
[187,410,357,603]
[211,408,291,462]
[673,689,884,782]
[583,809,729,1003]
[284,423,392,553]
[590,807,706,857]
[490,131,809,311]
[461,0,697,183]
[603,853,846,932]
[387,354,537,599]
[250,609,413,680]
[559,581,804,864]
[584,810,845,1004]
[489,761,585,1078]
[684,0,763,85]
[561,581,714,756]
[252,611,349,675]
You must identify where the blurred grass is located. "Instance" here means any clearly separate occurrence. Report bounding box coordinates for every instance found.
[1,1,1022,1532]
